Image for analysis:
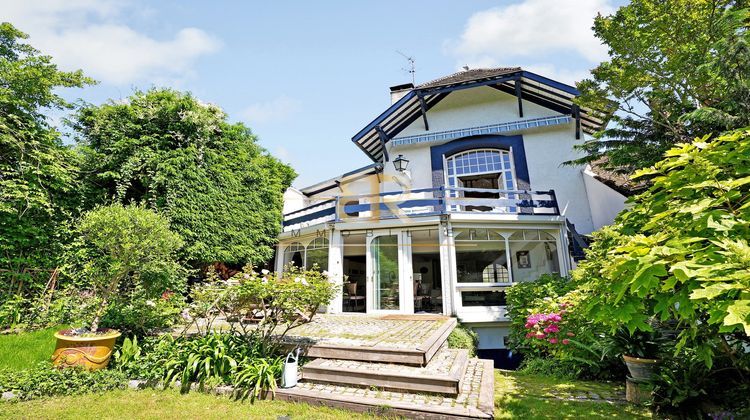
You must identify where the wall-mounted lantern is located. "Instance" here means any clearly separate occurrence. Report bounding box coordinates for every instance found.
[393,154,409,172]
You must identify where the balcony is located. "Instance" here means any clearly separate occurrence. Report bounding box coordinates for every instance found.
[282,186,559,232]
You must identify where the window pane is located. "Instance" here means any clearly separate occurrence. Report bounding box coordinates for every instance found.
[455,229,509,283]
[461,290,507,306]
[510,240,560,283]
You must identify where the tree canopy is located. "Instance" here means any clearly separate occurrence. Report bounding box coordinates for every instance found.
[73,89,296,267]
[0,22,93,285]
[573,0,750,173]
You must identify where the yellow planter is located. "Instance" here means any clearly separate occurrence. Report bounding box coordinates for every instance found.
[51,329,121,370]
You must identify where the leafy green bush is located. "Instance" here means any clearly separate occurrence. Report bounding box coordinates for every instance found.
[113,335,178,382]
[516,357,579,379]
[447,324,478,356]
[65,204,186,333]
[506,274,574,358]
[506,274,624,379]
[0,362,127,400]
[232,357,284,402]
[185,265,337,351]
[163,333,264,391]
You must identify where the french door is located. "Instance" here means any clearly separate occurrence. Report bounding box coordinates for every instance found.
[365,230,413,314]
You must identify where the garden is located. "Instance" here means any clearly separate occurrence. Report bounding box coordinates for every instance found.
[2,0,750,418]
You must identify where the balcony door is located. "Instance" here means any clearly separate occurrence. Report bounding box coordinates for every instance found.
[366,231,413,313]
[444,148,516,212]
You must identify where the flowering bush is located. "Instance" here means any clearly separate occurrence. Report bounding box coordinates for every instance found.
[523,300,579,352]
[183,264,337,350]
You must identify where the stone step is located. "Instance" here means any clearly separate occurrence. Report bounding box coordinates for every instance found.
[278,358,495,419]
[302,348,469,396]
[302,316,457,366]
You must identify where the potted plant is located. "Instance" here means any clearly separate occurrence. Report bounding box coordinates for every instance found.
[614,327,664,382]
[53,204,183,370]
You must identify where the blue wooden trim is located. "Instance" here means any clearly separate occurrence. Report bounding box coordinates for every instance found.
[430,134,531,190]
[283,206,336,227]
[352,90,416,142]
[521,71,580,95]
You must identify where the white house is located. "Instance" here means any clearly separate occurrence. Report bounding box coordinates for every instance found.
[275,68,624,352]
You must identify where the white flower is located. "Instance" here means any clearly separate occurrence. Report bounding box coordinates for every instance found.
[294,277,303,283]
[243,273,251,279]
[321,270,329,277]
[261,269,270,275]
[300,278,309,286]
[145,300,156,307]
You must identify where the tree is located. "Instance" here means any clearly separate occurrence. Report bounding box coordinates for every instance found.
[68,204,185,332]
[0,22,94,293]
[72,89,295,268]
[572,1,750,173]
[574,129,750,369]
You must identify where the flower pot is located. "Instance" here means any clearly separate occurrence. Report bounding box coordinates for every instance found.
[623,355,660,382]
[51,329,121,370]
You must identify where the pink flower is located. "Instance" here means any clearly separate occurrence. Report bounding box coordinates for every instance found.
[566,332,575,337]
[535,332,546,339]
[525,333,534,339]
[562,339,570,345]
[548,338,558,344]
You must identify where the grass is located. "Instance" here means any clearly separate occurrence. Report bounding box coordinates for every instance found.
[494,370,652,419]
[0,389,382,419]
[0,328,653,419]
[0,326,64,372]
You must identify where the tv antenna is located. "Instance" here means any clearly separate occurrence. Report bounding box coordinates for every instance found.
[396,50,415,84]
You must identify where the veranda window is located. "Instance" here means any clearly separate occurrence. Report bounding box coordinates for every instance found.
[305,237,329,272]
[282,242,304,270]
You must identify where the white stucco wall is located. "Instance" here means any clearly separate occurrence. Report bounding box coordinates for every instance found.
[282,187,307,214]
[383,87,596,233]
[582,166,628,231]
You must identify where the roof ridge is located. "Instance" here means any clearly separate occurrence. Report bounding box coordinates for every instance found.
[416,66,522,89]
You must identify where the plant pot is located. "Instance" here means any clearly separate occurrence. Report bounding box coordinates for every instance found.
[51,329,121,370]
[623,355,660,382]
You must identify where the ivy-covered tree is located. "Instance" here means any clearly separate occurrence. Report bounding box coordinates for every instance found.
[73,89,295,268]
[572,1,750,173]
[573,129,750,369]
[0,22,94,292]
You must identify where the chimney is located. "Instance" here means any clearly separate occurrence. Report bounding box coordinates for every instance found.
[389,83,414,104]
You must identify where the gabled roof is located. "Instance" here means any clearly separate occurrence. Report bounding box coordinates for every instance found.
[352,68,611,162]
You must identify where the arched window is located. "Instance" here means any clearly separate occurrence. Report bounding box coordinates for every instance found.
[305,237,329,272]
[282,242,304,270]
[444,149,516,212]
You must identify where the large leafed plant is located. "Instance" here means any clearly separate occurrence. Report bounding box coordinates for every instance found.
[574,129,750,367]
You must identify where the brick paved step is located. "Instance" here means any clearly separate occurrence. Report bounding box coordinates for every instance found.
[303,316,457,366]
[278,358,495,419]
[301,348,469,396]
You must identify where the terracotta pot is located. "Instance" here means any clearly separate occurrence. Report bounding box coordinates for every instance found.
[51,329,121,370]
[623,355,660,382]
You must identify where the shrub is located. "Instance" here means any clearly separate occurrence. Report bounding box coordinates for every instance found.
[184,265,336,351]
[447,324,478,356]
[65,204,186,333]
[0,362,127,400]
[517,357,580,379]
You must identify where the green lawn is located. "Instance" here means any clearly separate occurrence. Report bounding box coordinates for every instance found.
[0,389,379,419]
[0,328,652,419]
[494,371,652,419]
[0,326,63,371]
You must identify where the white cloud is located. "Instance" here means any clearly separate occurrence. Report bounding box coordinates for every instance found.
[447,0,615,72]
[2,0,221,85]
[241,96,302,124]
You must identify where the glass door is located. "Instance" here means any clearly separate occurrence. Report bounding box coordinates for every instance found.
[366,231,413,313]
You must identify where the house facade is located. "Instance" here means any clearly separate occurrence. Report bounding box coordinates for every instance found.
[275,68,623,351]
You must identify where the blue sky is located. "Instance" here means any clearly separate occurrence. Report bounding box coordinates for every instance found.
[3,0,623,187]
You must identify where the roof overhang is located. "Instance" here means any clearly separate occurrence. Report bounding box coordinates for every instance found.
[352,70,611,162]
[299,163,383,197]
